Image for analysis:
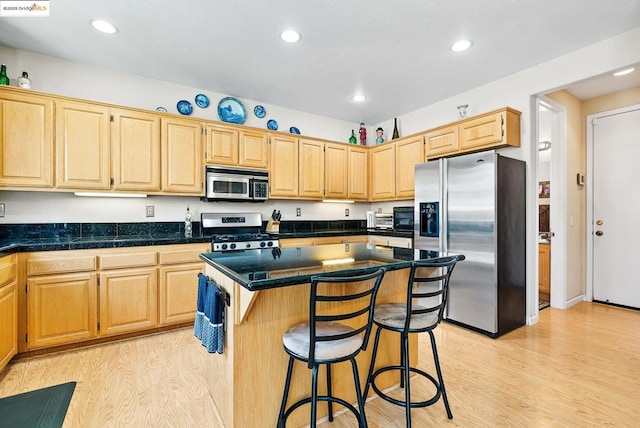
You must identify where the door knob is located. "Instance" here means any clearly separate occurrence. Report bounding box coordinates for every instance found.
[595,230,604,236]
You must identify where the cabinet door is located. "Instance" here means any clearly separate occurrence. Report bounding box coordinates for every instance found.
[539,244,551,294]
[206,124,238,165]
[370,144,396,200]
[239,130,268,169]
[299,139,325,199]
[424,125,458,159]
[111,109,161,191]
[459,111,503,151]
[0,91,54,188]
[27,273,98,349]
[269,135,298,197]
[395,136,423,199]
[99,268,158,336]
[56,101,111,190]
[0,281,17,372]
[159,262,204,326]
[348,146,368,201]
[324,142,348,199]
[161,117,203,194]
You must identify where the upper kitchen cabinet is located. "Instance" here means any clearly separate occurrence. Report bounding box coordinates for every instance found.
[395,136,424,199]
[0,89,54,188]
[111,108,161,192]
[324,142,348,199]
[425,107,521,159]
[370,143,396,200]
[56,100,111,190]
[298,138,325,199]
[347,145,368,201]
[161,117,203,195]
[205,125,268,169]
[269,134,299,197]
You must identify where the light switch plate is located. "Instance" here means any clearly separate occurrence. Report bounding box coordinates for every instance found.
[146,205,154,217]
[0,203,4,217]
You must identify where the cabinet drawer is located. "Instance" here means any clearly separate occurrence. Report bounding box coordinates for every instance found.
[99,251,157,270]
[159,245,209,265]
[0,254,16,288]
[28,255,97,275]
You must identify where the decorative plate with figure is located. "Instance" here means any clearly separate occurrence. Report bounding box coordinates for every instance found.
[195,94,210,108]
[217,97,247,124]
[177,100,193,115]
[267,119,278,130]
[254,105,266,118]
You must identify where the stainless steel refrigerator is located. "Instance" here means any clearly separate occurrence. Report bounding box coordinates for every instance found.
[414,151,526,337]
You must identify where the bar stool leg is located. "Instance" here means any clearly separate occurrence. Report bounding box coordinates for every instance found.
[350,357,368,428]
[326,364,334,421]
[278,356,295,428]
[363,326,382,400]
[400,333,406,388]
[403,332,412,428]
[429,331,453,419]
[310,364,320,428]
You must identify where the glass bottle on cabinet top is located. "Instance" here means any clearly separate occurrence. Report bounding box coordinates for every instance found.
[0,65,9,85]
[349,130,357,144]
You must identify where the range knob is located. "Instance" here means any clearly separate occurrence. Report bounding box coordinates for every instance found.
[267,241,274,247]
[260,241,266,248]
[221,244,228,250]
[230,243,236,249]
[246,243,251,249]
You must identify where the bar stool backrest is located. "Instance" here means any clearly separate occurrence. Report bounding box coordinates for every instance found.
[405,256,459,332]
[308,268,386,368]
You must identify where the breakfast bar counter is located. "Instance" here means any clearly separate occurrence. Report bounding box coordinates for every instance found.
[200,243,462,427]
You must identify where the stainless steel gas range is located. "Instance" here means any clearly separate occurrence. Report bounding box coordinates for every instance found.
[201,212,279,252]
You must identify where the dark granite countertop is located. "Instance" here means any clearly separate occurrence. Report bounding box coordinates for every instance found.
[201,243,462,291]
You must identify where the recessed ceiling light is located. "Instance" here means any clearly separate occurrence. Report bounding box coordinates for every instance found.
[351,94,366,102]
[613,67,635,77]
[280,30,301,43]
[91,19,118,34]
[451,40,472,52]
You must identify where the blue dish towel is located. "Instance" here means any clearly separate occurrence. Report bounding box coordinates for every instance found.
[194,273,224,354]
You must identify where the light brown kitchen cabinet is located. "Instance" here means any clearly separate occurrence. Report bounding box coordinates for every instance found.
[348,146,368,201]
[99,267,158,336]
[0,254,17,373]
[0,90,54,188]
[370,143,396,200]
[27,272,98,349]
[158,244,208,326]
[280,236,367,247]
[205,124,239,166]
[239,129,269,169]
[324,142,348,199]
[111,108,161,192]
[424,125,458,159]
[395,136,424,199]
[539,243,551,295]
[269,135,299,197]
[161,117,203,194]
[55,100,111,190]
[299,138,325,199]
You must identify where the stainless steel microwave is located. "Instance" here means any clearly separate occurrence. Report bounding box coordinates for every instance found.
[204,166,269,202]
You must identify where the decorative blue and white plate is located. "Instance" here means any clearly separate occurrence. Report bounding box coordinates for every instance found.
[267,119,278,131]
[195,94,210,108]
[177,100,193,115]
[156,106,167,112]
[289,126,301,134]
[254,105,266,118]
[217,97,247,124]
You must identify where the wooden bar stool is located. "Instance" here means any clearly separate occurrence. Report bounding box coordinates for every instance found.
[363,256,461,427]
[277,268,386,428]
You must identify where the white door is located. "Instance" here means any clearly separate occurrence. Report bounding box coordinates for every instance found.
[592,106,640,308]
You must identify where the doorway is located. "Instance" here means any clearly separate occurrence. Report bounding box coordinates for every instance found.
[587,104,640,309]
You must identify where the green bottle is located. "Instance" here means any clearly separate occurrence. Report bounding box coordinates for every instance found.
[349,130,357,144]
[0,65,9,85]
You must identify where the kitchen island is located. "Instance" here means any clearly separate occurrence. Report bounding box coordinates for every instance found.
[200,243,463,427]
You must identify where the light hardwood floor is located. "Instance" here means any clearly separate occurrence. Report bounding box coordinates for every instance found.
[1,302,638,427]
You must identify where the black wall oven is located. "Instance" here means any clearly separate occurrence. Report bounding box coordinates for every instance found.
[393,206,414,231]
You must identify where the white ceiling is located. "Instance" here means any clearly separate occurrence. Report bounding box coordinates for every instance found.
[1,0,639,124]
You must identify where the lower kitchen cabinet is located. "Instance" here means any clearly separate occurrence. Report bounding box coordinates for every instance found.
[159,262,204,325]
[99,268,158,336]
[27,272,98,349]
[0,254,17,372]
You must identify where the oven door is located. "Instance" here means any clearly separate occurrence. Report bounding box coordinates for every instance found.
[206,174,250,200]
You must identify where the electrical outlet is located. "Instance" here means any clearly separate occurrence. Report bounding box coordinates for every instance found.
[296,207,301,217]
[345,208,349,217]
[0,203,4,217]
[146,205,154,217]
